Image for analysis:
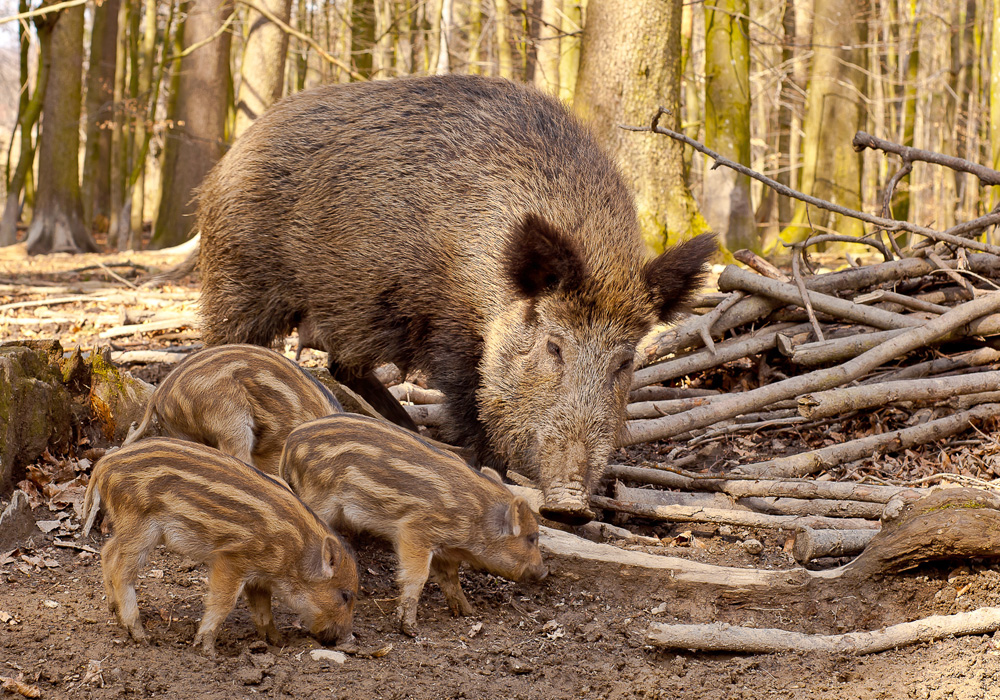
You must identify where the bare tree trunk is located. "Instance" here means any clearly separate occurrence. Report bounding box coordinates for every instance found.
[82,0,121,235]
[151,0,233,248]
[776,0,798,228]
[783,0,867,243]
[557,0,583,101]
[575,0,711,253]
[234,0,292,136]
[702,0,754,251]
[25,3,99,255]
[467,0,482,74]
[493,0,513,78]
[533,0,559,94]
[108,0,129,244]
[0,11,52,247]
[351,0,375,78]
[434,0,452,74]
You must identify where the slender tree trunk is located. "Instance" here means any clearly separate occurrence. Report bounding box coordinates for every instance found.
[467,0,482,74]
[396,0,414,75]
[776,0,798,227]
[783,0,867,243]
[82,0,120,234]
[0,13,52,247]
[533,0,559,94]
[493,0,513,78]
[990,0,999,203]
[702,0,754,251]
[575,0,710,253]
[351,0,375,78]
[558,0,582,102]
[373,0,393,77]
[108,0,129,244]
[151,0,233,248]
[235,0,292,136]
[25,3,98,254]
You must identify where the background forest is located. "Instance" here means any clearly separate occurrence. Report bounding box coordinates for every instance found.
[0,0,995,259]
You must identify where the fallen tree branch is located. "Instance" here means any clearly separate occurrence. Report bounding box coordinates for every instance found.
[734,403,1000,478]
[590,495,879,531]
[792,527,876,564]
[615,484,884,520]
[646,607,1000,655]
[719,265,922,331]
[606,463,927,503]
[798,371,1000,419]
[624,292,1000,444]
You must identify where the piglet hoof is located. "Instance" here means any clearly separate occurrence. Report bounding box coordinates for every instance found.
[264,630,285,647]
[127,626,149,645]
[399,619,419,638]
[447,598,475,618]
[193,634,218,659]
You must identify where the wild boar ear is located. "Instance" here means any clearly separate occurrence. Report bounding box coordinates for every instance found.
[490,502,521,538]
[504,213,586,299]
[480,467,504,485]
[644,233,716,322]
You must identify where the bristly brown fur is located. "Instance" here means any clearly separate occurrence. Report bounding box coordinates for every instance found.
[123,344,342,476]
[279,414,547,637]
[84,438,358,655]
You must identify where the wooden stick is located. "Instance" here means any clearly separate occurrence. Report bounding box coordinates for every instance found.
[734,403,1000,478]
[624,292,1000,444]
[647,608,1000,655]
[388,382,445,404]
[111,350,190,365]
[606,463,927,503]
[719,265,922,330]
[799,371,1000,419]
[403,403,445,426]
[852,131,1000,187]
[732,249,790,281]
[869,347,1000,383]
[629,386,720,402]
[786,328,909,367]
[633,323,811,389]
[792,527,876,564]
[615,484,884,519]
[852,289,949,315]
[590,495,879,531]
[98,316,198,339]
[0,295,111,311]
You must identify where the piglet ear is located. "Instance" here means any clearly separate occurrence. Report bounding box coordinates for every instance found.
[490,502,521,537]
[644,233,716,322]
[305,536,340,581]
[504,213,586,298]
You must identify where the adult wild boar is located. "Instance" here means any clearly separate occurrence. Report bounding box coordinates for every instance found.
[196,75,714,524]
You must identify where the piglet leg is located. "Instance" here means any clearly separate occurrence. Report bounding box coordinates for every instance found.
[244,583,283,646]
[193,560,244,657]
[394,539,432,637]
[431,558,474,617]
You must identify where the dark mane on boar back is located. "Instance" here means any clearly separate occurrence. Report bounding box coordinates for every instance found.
[196,74,715,524]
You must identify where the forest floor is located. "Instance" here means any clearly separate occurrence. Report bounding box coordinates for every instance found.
[3,243,1000,700]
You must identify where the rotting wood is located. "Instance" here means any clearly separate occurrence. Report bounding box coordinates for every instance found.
[646,607,1000,655]
[799,371,1000,419]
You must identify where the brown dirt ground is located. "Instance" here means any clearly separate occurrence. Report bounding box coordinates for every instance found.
[3,245,1000,699]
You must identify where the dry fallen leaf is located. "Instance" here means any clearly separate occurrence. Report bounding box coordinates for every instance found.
[0,675,42,698]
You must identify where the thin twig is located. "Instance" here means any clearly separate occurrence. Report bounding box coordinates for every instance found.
[624,109,1000,254]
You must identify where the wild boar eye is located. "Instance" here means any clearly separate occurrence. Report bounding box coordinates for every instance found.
[527,533,539,546]
[546,340,563,362]
[616,358,632,373]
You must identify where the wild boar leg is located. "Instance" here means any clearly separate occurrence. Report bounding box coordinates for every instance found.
[394,539,433,637]
[430,557,474,617]
[244,583,283,645]
[193,559,245,656]
[211,420,255,467]
[328,362,419,432]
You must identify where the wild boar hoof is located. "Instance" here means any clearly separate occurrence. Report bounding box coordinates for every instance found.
[127,626,149,644]
[398,616,419,638]
[539,501,596,526]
